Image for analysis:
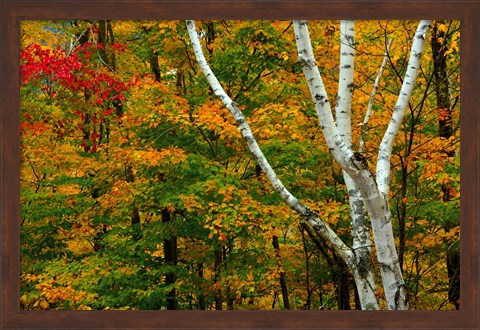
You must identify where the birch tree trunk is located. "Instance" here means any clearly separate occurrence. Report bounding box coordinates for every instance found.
[293,19,431,310]
[334,21,378,310]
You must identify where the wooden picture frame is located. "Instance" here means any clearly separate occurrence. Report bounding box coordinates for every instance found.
[1,0,478,329]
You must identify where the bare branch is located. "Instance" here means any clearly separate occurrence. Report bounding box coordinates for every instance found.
[359,38,393,153]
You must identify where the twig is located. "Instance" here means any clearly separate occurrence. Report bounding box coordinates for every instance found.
[358,38,393,153]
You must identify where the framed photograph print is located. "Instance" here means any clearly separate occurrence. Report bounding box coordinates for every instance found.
[1,0,478,329]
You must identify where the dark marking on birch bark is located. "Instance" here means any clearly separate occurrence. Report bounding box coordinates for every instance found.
[351,199,364,214]
[298,58,308,68]
[236,118,245,126]
[353,152,368,168]
[354,250,373,278]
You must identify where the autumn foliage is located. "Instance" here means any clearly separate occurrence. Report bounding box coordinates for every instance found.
[20,20,460,310]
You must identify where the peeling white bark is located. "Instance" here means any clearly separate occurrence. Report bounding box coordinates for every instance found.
[186,19,354,266]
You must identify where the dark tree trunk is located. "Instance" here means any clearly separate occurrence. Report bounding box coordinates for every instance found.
[97,20,116,70]
[272,235,291,309]
[353,278,362,310]
[300,228,312,310]
[431,20,453,139]
[336,269,351,310]
[331,251,351,310]
[447,246,460,310]
[223,245,235,310]
[130,207,141,226]
[226,289,234,310]
[140,24,162,84]
[149,50,161,82]
[162,209,178,310]
[197,263,206,310]
[125,164,141,240]
[301,222,352,309]
[432,20,460,310]
[214,246,223,310]
[81,112,91,152]
[204,21,216,56]
[93,224,107,252]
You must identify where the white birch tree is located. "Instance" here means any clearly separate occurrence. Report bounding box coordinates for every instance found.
[186,19,431,310]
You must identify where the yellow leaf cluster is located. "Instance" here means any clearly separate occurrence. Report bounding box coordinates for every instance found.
[134,146,187,167]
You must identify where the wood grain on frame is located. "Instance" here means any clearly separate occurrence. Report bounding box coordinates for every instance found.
[1,1,478,329]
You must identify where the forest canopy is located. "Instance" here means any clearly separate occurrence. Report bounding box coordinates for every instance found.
[20,19,460,310]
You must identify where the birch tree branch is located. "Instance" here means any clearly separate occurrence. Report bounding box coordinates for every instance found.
[335,20,355,147]
[293,20,357,170]
[359,38,393,154]
[375,21,432,195]
[185,19,354,264]
[293,20,385,216]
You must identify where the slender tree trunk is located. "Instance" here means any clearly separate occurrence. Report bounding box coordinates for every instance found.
[162,209,178,310]
[447,247,460,309]
[223,245,235,310]
[196,263,206,310]
[332,253,354,310]
[98,20,116,69]
[272,235,290,309]
[214,246,223,310]
[99,21,141,236]
[334,21,378,309]
[300,228,312,310]
[353,279,362,309]
[336,269,351,310]
[149,50,161,82]
[432,21,453,139]
[431,20,460,310]
[125,165,141,236]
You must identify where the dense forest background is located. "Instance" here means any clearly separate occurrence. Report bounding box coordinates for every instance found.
[20,20,460,310]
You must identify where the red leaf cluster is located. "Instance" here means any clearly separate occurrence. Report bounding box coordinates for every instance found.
[20,43,130,108]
